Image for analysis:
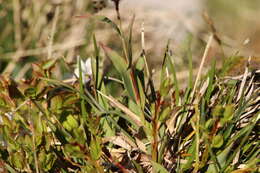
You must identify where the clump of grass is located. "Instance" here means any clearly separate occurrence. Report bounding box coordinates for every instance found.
[0,4,259,173]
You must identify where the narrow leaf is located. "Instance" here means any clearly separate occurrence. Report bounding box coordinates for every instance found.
[97,91,143,128]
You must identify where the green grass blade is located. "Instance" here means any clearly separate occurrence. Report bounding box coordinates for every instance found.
[100,43,139,102]
[127,14,135,69]
[95,16,121,36]
[78,57,88,122]
[166,51,180,106]
[92,34,101,91]
[151,161,168,173]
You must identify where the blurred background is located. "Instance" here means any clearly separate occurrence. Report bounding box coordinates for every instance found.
[0,0,259,86]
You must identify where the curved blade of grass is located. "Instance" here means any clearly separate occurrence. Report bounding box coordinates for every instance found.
[166,49,180,106]
[95,15,121,36]
[100,43,139,102]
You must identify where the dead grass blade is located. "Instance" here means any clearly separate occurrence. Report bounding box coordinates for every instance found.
[97,90,143,128]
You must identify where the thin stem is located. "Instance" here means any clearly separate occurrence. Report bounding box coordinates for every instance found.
[141,22,150,78]
[191,34,213,99]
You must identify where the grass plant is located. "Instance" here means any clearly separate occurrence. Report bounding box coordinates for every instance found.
[0,0,259,172]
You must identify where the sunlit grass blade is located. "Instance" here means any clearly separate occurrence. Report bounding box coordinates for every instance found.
[77,56,88,122]
[95,15,122,36]
[165,48,180,105]
[97,90,143,128]
[100,43,140,103]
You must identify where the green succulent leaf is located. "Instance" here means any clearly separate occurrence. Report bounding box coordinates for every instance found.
[90,136,102,160]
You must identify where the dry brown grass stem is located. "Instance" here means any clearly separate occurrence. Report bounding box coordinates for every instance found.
[2,39,85,61]
[2,39,85,76]
[97,91,143,128]
[191,34,214,98]
[236,56,251,102]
